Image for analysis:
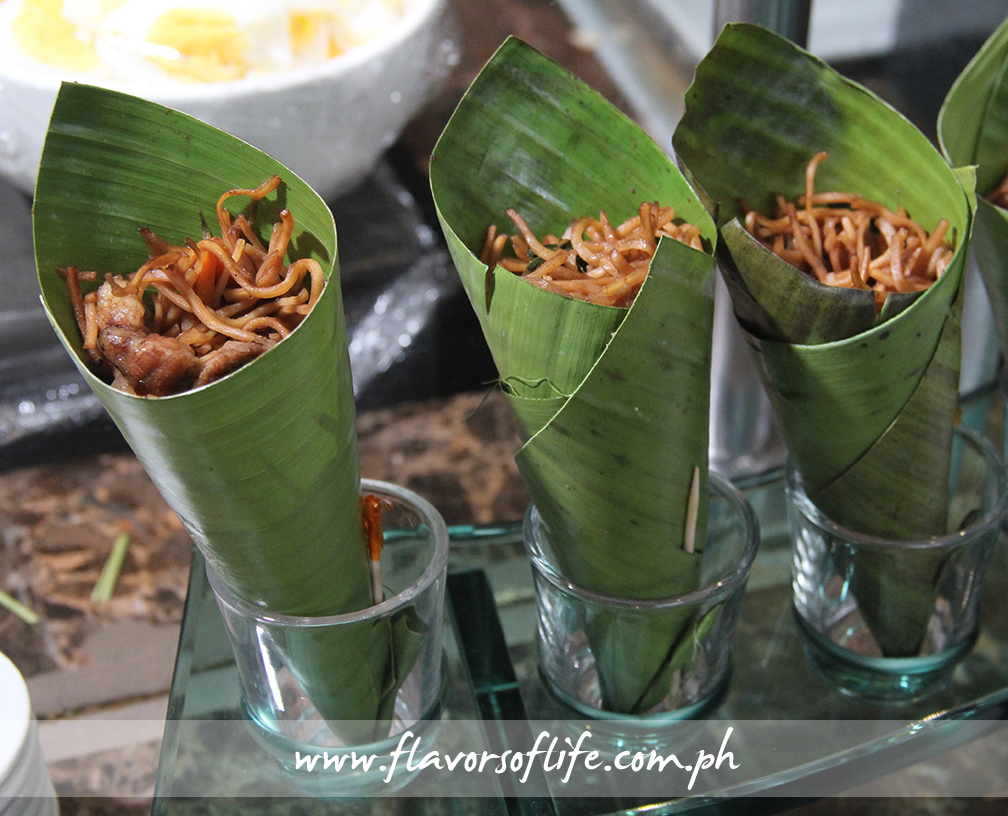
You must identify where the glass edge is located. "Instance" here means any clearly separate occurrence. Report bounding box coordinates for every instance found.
[522,471,761,610]
[206,478,449,627]
[785,425,1008,551]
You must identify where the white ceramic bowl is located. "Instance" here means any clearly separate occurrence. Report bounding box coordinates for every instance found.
[0,0,451,200]
[0,651,58,815]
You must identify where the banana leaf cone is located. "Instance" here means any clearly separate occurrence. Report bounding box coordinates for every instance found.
[672,23,975,658]
[33,83,423,742]
[940,16,1008,362]
[430,38,719,713]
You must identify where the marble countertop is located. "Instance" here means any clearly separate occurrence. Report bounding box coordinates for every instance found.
[0,388,528,682]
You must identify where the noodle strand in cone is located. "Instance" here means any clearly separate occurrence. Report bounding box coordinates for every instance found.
[33,83,423,742]
[432,38,718,713]
[673,24,975,657]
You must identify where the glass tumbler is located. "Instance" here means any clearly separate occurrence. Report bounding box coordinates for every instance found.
[206,479,448,765]
[524,472,760,720]
[789,427,1008,699]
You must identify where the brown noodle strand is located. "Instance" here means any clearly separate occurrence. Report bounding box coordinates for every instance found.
[61,175,321,396]
[743,153,954,309]
[480,202,703,307]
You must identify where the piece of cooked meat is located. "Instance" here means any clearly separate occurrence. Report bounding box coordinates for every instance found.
[94,281,200,396]
[193,340,269,388]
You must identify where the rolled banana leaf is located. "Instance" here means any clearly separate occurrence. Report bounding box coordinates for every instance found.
[673,23,974,657]
[33,83,421,741]
[939,16,1008,361]
[431,38,719,713]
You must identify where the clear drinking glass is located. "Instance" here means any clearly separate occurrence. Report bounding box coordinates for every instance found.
[206,479,448,776]
[524,472,760,720]
[788,427,1008,699]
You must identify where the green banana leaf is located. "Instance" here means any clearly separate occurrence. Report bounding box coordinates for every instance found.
[431,38,719,713]
[939,15,1008,362]
[673,23,974,657]
[33,83,421,741]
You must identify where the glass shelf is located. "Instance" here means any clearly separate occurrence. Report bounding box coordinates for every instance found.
[151,452,1008,814]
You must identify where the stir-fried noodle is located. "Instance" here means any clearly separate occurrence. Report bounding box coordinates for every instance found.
[480,202,703,308]
[62,175,323,396]
[743,152,953,309]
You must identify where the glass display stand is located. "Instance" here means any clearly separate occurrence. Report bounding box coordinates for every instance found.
[152,391,1008,813]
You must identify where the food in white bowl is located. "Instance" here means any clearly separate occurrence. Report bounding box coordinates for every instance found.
[5,0,414,83]
[0,0,452,198]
